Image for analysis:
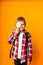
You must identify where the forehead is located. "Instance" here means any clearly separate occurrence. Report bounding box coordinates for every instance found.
[20,21,24,24]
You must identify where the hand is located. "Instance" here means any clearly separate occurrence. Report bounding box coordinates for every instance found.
[27,61,31,65]
[15,28,20,35]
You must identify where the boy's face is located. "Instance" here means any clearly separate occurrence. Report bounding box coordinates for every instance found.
[19,21,25,31]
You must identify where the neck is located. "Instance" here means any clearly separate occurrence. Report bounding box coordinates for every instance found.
[20,29,26,33]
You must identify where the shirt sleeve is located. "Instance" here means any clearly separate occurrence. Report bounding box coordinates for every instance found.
[8,30,18,44]
[27,33,32,62]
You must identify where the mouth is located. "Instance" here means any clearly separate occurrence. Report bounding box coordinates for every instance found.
[20,28,23,30]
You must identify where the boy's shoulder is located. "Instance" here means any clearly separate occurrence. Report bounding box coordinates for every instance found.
[25,30,31,37]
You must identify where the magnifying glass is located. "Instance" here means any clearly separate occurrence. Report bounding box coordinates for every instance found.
[16,21,21,28]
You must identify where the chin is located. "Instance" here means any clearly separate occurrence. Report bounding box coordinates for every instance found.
[20,29,23,31]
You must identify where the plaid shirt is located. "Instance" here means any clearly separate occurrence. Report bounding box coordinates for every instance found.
[8,30,32,64]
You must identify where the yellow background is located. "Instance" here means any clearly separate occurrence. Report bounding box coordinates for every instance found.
[0,1,43,65]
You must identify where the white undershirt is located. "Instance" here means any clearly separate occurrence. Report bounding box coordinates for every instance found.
[17,32,24,59]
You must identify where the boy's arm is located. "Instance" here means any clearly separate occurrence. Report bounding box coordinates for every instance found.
[8,30,18,44]
[27,33,32,63]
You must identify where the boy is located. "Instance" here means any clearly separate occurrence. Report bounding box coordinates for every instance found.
[8,17,32,65]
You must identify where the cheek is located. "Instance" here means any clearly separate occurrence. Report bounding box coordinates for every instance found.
[23,25,24,27]
[20,25,25,29]
[20,26,24,29]
[23,26,24,28]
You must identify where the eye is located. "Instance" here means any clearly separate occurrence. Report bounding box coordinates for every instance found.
[21,24,24,26]
[16,22,21,28]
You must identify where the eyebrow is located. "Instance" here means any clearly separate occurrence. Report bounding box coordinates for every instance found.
[21,23,24,24]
